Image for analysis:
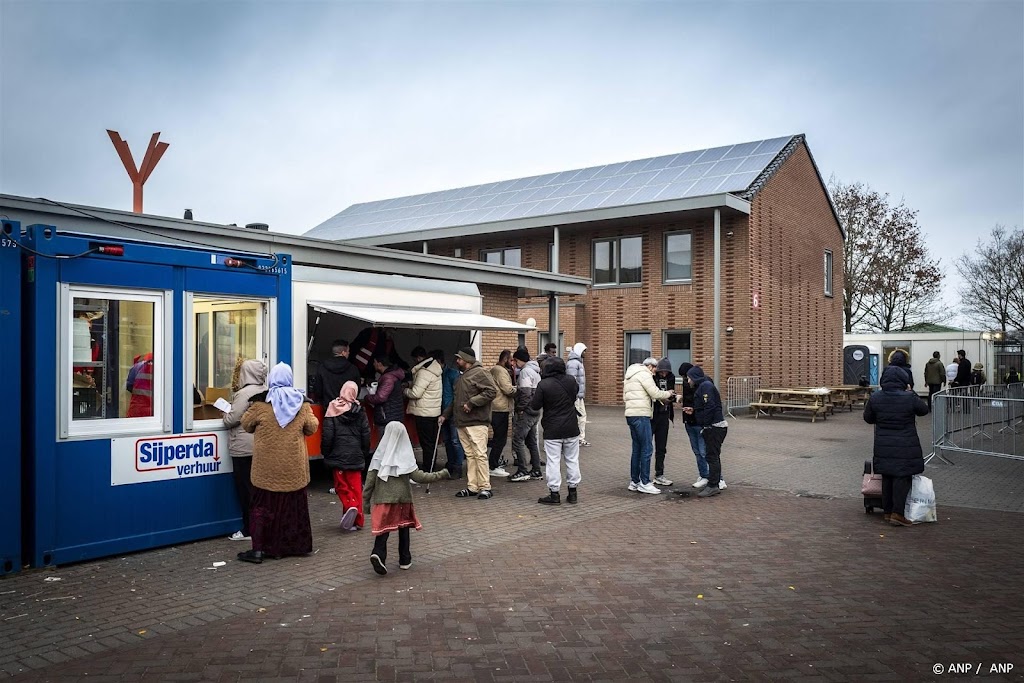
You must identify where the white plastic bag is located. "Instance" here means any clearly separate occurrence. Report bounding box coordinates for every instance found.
[905,474,937,523]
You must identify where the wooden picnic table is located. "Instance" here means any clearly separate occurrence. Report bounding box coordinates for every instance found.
[828,385,876,409]
[748,388,834,423]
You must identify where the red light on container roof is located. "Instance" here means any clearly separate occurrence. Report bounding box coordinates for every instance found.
[98,245,124,256]
[224,258,244,268]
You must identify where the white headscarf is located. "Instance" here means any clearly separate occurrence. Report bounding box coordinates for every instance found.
[368,421,418,481]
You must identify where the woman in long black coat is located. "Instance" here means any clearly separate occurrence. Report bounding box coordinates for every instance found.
[863,352,929,527]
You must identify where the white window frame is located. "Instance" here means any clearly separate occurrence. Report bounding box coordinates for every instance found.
[824,249,834,297]
[593,235,643,287]
[663,230,693,283]
[184,292,276,432]
[59,284,172,440]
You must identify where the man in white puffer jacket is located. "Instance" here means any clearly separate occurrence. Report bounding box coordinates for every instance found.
[622,357,674,494]
[404,346,443,471]
[566,342,589,446]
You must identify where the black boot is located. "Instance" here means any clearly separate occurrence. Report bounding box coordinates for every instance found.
[538,491,561,505]
[567,487,578,504]
[237,550,263,564]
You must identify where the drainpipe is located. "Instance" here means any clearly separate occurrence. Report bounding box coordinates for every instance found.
[714,208,721,386]
[549,226,560,352]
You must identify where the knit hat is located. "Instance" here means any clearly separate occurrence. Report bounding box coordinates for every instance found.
[456,347,476,363]
[642,357,659,367]
[656,357,672,372]
[513,348,530,362]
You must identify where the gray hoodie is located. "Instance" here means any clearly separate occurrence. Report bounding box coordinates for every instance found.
[223,360,268,456]
[514,360,542,414]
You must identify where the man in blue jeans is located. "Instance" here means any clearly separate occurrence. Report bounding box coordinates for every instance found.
[623,357,674,494]
[682,365,728,498]
[678,362,725,490]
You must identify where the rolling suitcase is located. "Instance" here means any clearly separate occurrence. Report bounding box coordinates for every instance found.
[861,460,883,514]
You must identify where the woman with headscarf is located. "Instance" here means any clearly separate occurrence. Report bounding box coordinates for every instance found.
[238,363,319,563]
[222,359,268,542]
[864,352,929,527]
[362,422,447,575]
[321,380,370,531]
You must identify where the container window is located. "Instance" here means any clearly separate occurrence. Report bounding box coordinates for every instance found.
[190,297,268,424]
[63,286,169,438]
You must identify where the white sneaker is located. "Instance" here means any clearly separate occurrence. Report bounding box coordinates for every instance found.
[328,487,336,495]
[719,479,727,490]
[653,476,673,487]
[228,531,251,541]
[692,477,709,489]
[637,482,662,495]
[628,481,639,491]
[489,467,510,477]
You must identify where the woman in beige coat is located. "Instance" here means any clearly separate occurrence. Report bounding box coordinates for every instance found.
[237,363,318,564]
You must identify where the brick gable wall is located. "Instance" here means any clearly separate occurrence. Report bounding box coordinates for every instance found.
[747,143,845,388]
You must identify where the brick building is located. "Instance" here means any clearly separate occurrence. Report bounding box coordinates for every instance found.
[308,135,845,405]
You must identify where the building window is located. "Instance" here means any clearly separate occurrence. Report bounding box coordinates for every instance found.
[539,331,564,356]
[625,332,652,368]
[824,249,833,297]
[481,247,521,268]
[189,295,270,426]
[594,236,642,286]
[548,242,556,273]
[517,332,526,350]
[663,331,692,374]
[62,285,169,438]
[664,231,692,282]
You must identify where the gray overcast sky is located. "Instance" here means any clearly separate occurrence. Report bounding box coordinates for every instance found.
[1,0,1021,320]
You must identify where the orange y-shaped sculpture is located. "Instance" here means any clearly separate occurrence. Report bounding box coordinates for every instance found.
[106,130,169,213]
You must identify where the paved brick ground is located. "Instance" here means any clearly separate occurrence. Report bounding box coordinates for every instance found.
[2,407,1022,681]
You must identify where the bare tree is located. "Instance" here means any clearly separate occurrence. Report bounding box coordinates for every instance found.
[955,225,1024,332]
[829,179,945,332]
[830,179,886,332]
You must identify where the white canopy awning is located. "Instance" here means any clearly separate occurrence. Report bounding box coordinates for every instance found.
[308,300,535,332]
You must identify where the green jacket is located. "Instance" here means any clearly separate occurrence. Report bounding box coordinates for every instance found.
[362,468,448,514]
[442,361,497,427]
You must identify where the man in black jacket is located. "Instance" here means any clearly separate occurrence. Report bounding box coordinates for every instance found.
[315,340,361,410]
[683,365,727,498]
[529,357,581,506]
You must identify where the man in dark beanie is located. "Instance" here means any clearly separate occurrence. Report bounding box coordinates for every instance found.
[651,358,675,487]
[510,348,543,481]
[682,365,728,498]
[440,347,497,500]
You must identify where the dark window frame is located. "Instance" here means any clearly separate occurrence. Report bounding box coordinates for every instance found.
[593,235,643,287]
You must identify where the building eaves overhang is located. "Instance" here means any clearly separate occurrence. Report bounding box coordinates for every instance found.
[0,195,589,295]
[343,193,752,247]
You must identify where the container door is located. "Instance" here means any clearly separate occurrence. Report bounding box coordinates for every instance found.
[0,221,20,574]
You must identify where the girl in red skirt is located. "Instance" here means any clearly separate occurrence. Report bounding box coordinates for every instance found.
[363,421,447,575]
[321,381,370,531]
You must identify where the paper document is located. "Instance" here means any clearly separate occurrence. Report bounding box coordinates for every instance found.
[213,397,232,413]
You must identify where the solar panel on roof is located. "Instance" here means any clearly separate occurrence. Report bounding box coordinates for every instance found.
[305,135,797,241]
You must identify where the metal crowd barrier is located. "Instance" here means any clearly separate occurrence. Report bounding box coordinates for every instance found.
[929,383,1024,465]
[726,376,761,418]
